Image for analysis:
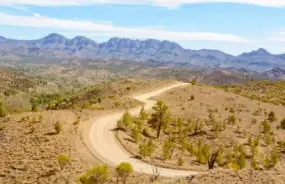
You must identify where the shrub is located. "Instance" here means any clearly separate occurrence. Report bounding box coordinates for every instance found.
[253,136,260,147]
[114,101,120,108]
[162,140,176,160]
[0,102,7,117]
[139,139,155,158]
[229,108,235,113]
[260,120,271,134]
[264,134,273,145]
[196,143,207,164]
[251,159,259,170]
[30,97,39,112]
[139,106,148,120]
[237,154,246,169]
[191,79,197,85]
[73,117,80,125]
[78,165,109,184]
[263,156,271,169]
[55,121,62,134]
[56,155,70,170]
[227,115,236,125]
[216,150,224,166]
[116,162,133,184]
[117,111,133,131]
[280,118,285,130]
[180,138,187,153]
[131,126,141,143]
[39,115,43,122]
[270,151,278,167]
[190,94,195,101]
[268,111,277,123]
[177,157,184,166]
[251,146,258,158]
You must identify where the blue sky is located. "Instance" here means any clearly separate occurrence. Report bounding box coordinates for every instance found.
[0,0,285,55]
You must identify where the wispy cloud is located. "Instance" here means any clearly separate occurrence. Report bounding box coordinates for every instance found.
[268,31,285,42]
[0,0,285,8]
[0,13,248,42]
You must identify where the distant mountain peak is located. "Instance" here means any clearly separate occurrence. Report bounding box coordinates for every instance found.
[44,33,66,39]
[240,48,271,57]
[256,48,270,54]
[0,36,6,41]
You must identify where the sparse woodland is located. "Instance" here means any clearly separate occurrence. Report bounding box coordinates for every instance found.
[118,84,285,175]
[1,64,285,184]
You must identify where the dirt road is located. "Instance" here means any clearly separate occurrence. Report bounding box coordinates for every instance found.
[87,83,199,177]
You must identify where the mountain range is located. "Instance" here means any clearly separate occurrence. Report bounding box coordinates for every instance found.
[0,33,285,74]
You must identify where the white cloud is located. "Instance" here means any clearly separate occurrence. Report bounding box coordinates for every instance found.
[269,31,285,42]
[33,13,42,18]
[0,13,248,42]
[0,0,285,8]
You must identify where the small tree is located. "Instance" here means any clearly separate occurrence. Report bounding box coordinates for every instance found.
[261,120,271,134]
[148,101,171,138]
[191,79,197,86]
[250,159,258,170]
[30,97,39,112]
[116,162,133,184]
[268,111,277,123]
[117,111,133,131]
[139,139,155,158]
[270,151,278,167]
[55,121,62,134]
[280,118,285,130]
[0,101,7,117]
[79,165,109,184]
[162,140,175,160]
[139,106,148,120]
[208,150,220,169]
[237,154,246,169]
[227,115,236,125]
[177,157,184,166]
[131,126,141,143]
[56,155,70,170]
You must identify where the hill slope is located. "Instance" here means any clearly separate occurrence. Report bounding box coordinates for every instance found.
[1,34,285,71]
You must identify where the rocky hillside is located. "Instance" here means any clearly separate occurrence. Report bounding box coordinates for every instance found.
[1,34,285,72]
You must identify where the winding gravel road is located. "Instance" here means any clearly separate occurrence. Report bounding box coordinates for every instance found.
[88,83,199,177]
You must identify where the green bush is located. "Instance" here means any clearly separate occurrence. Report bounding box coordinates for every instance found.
[268,111,277,123]
[78,165,109,184]
[227,115,236,125]
[280,118,285,130]
[139,106,148,120]
[162,140,176,160]
[117,111,133,131]
[237,154,246,169]
[56,155,70,170]
[251,159,259,170]
[116,162,133,184]
[55,121,62,134]
[177,157,184,166]
[260,120,271,134]
[0,102,7,117]
[131,126,141,143]
[139,139,155,158]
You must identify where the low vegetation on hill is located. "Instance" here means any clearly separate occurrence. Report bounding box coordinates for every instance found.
[1,77,174,115]
[118,84,285,183]
[0,68,45,96]
[220,80,285,106]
